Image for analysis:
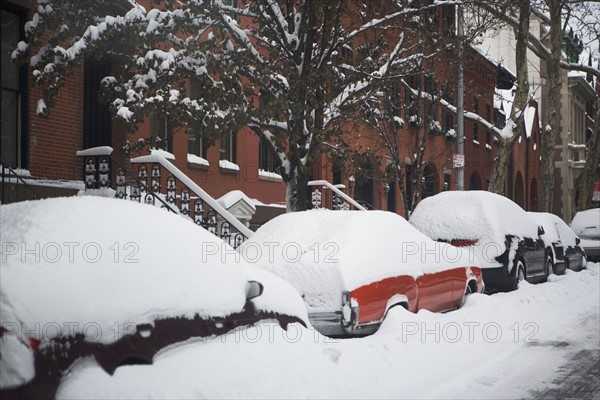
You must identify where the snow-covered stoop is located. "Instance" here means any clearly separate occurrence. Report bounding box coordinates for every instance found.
[308,180,366,211]
[76,147,253,249]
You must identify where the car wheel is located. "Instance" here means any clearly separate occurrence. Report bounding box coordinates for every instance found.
[516,260,526,287]
[545,256,553,279]
[458,283,473,309]
[564,257,570,273]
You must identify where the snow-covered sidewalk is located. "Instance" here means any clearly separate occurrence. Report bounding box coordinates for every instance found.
[59,263,599,399]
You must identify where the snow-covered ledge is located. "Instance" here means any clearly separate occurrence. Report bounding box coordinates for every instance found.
[217,190,256,228]
[76,146,113,157]
[187,153,209,169]
[258,169,283,183]
[219,159,240,173]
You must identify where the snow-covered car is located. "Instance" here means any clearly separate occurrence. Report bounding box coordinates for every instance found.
[529,212,587,273]
[241,210,483,337]
[570,208,600,262]
[0,197,307,399]
[409,191,550,293]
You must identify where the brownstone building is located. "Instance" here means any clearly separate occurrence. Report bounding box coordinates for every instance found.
[1,0,542,222]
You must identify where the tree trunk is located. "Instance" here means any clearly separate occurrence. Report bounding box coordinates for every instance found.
[489,0,530,194]
[539,0,562,212]
[577,106,600,211]
[489,136,517,193]
[285,165,310,212]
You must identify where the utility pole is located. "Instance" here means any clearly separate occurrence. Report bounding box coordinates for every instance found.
[456,3,465,191]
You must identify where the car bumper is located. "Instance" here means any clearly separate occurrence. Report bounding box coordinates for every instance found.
[582,246,600,262]
[482,266,518,293]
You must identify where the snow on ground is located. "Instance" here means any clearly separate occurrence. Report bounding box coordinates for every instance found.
[58,263,599,399]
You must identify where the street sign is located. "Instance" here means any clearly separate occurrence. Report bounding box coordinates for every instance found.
[453,153,465,168]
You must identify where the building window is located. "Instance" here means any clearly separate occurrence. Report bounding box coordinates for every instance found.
[84,57,112,149]
[220,131,236,163]
[1,7,26,168]
[442,108,454,133]
[188,78,210,157]
[188,124,210,159]
[259,137,277,172]
[150,112,172,152]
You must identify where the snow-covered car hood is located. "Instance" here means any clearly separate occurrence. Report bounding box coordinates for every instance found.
[0,197,305,347]
[241,210,474,312]
[410,191,539,269]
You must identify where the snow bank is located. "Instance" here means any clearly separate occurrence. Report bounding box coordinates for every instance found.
[410,191,539,269]
[241,210,474,312]
[57,263,600,399]
[0,197,302,345]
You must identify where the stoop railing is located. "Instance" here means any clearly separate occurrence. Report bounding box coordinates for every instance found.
[308,180,366,211]
[0,161,41,204]
[77,147,252,248]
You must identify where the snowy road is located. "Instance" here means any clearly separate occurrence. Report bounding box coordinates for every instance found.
[59,263,600,399]
[529,348,599,400]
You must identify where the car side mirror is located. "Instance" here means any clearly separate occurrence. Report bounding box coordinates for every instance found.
[245,281,264,300]
[576,237,581,245]
[538,226,545,236]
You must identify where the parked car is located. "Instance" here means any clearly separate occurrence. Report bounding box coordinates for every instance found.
[570,208,600,262]
[0,197,307,400]
[241,210,483,337]
[409,191,550,293]
[529,212,587,273]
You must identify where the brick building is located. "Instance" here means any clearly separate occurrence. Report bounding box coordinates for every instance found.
[1,0,542,221]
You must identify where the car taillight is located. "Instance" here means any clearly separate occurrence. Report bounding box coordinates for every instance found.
[451,239,478,247]
[27,337,41,350]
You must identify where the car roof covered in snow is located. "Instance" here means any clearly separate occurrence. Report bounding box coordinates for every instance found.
[571,208,600,235]
[409,190,539,245]
[529,212,579,249]
[0,197,306,345]
[241,210,473,306]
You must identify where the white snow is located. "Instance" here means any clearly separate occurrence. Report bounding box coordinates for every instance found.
[0,197,300,346]
[241,210,474,313]
[410,191,539,269]
[75,146,114,157]
[57,262,600,399]
[219,159,240,171]
[186,153,209,166]
[36,99,47,115]
[116,107,134,121]
[150,148,175,160]
[528,212,579,249]
[523,104,537,138]
[258,169,283,181]
[570,208,600,238]
[217,190,256,211]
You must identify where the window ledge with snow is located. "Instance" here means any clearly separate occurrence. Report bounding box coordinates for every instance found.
[258,169,283,182]
[187,154,209,170]
[485,143,492,151]
[473,140,480,146]
[219,160,240,174]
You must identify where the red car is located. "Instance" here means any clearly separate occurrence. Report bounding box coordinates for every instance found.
[242,210,484,337]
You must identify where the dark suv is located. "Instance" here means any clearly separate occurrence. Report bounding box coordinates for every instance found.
[410,191,550,293]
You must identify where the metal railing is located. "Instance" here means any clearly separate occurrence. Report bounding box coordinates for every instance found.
[308,180,366,211]
[77,147,252,248]
[0,161,41,204]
